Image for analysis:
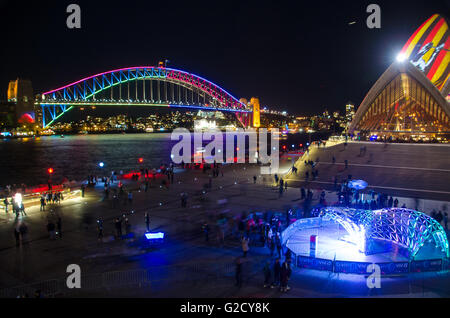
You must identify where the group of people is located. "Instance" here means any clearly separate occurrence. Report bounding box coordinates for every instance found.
[263,258,292,292]
[40,191,64,211]
[3,195,26,217]
[431,210,449,229]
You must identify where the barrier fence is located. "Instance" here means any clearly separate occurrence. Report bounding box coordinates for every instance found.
[295,254,450,275]
[0,262,238,298]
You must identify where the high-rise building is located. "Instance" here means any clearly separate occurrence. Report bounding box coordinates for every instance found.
[250,97,261,128]
[7,79,35,124]
[345,102,355,124]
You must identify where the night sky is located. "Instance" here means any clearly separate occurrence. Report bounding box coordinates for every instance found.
[0,0,449,116]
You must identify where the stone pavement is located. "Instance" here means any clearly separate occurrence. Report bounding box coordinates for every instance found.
[0,154,449,297]
[285,141,450,202]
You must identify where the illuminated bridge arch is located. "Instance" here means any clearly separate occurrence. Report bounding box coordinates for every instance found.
[39,66,250,127]
[317,207,449,259]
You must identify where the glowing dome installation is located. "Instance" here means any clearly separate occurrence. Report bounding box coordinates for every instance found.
[317,207,449,259]
[282,207,449,274]
[349,14,450,138]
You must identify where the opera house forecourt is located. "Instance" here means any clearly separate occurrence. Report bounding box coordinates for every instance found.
[349,14,450,141]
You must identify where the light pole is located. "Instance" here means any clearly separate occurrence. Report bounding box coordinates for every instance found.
[47,167,54,191]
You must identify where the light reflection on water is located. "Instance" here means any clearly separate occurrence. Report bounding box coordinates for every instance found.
[0,133,175,186]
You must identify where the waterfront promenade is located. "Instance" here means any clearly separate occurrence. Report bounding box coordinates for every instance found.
[0,144,449,298]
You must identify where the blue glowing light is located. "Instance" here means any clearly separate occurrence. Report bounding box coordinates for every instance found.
[145,232,165,240]
[98,162,105,168]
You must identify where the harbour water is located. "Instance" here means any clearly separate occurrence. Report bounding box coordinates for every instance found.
[0,131,330,188]
[0,133,175,186]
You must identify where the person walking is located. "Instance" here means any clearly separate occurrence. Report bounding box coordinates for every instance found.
[4,197,9,213]
[97,218,103,241]
[241,236,250,257]
[144,212,150,232]
[56,217,62,239]
[300,188,305,200]
[235,257,243,288]
[280,260,291,292]
[115,217,123,239]
[271,258,281,288]
[47,220,56,240]
[124,217,131,235]
[263,260,271,288]
[14,226,20,247]
[278,183,283,198]
[202,223,210,242]
[18,222,28,244]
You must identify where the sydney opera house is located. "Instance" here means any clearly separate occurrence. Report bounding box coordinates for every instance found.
[349,14,450,141]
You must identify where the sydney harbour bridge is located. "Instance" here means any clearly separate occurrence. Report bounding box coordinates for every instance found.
[37,66,259,128]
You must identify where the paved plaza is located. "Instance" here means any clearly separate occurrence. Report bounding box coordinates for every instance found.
[0,142,449,298]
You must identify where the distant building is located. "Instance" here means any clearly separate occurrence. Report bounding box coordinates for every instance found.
[0,101,16,130]
[7,79,35,125]
[345,102,355,124]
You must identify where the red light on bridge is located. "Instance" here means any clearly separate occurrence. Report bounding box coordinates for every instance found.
[47,168,54,174]
[138,158,144,163]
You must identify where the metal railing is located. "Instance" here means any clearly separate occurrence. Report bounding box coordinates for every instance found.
[0,262,238,298]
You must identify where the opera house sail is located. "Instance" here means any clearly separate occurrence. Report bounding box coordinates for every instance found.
[349,14,450,140]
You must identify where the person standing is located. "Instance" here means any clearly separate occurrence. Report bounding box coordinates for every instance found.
[40,195,46,211]
[394,198,399,208]
[263,260,271,288]
[275,233,282,258]
[269,236,275,257]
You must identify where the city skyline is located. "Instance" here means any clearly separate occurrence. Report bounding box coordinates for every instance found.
[1,0,449,115]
